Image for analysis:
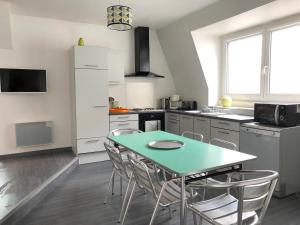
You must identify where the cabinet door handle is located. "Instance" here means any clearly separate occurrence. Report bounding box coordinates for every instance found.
[118,116,130,119]
[118,123,130,126]
[84,64,98,68]
[217,130,230,135]
[196,118,207,122]
[218,121,230,126]
[86,139,100,144]
[182,116,192,120]
[94,105,107,108]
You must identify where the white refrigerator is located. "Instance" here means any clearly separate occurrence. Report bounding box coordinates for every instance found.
[71,46,109,163]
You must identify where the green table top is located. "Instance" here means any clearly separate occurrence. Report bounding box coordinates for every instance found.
[108,131,256,176]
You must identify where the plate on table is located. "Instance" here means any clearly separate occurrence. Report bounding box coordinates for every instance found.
[147,140,184,150]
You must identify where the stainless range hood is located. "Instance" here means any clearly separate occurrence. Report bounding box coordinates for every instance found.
[125,27,165,78]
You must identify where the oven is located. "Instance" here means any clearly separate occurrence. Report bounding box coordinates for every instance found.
[139,112,165,132]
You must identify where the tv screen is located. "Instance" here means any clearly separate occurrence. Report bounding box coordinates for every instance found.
[0,68,47,92]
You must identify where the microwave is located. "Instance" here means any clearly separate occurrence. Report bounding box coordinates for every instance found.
[254,103,300,127]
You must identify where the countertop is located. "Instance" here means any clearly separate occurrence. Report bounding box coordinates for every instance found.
[109,109,165,115]
[109,109,254,123]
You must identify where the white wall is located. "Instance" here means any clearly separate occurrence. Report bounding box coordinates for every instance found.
[109,30,175,108]
[0,1,12,49]
[0,12,175,155]
[158,0,276,108]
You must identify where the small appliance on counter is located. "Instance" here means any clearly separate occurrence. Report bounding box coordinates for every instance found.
[180,101,197,110]
[254,103,300,127]
[169,94,181,109]
[160,98,170,109]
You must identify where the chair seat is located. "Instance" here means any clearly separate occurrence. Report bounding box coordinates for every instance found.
[189,194,257,225]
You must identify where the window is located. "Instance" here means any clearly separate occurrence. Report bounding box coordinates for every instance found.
[224,20,300,101]
[227,34,262,94]
[269,25,300,94]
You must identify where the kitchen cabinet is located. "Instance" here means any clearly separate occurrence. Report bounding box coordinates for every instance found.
[108,49,124,84]
[211,119,239,131]
[194,117,210,143]
[109,114,139,131]
[179,115,194,138]
[165,113,180,135]
[210,127,239,149]
[74,46,108,69]
[210,119,240,149]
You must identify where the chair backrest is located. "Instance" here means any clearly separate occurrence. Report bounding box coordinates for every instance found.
[231,170,278,225]
[109,128,143,149]
[127,154,158,199]
[209,138,237,151]
[104,142,130,179]
[110,128,143,136]
[181,131,204,142]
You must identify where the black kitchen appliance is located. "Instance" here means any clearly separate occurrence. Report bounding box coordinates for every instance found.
[139,111,165,132]
[254,103,300,127]
[125,27,164,78]
[180,101,197,110]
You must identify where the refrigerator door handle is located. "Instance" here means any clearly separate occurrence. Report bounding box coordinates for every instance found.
[94,105,107,108]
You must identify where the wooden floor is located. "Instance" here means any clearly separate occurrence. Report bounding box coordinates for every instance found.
[17,161,300,225]
[0,151,76,222]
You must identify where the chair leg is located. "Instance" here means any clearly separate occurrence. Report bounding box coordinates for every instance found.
[112,172,115,195]
[104,169,115,204]
[149,183,167,225]
[120,176,123,196]
[192,212,198,225]
[168,205,172,219]
[121,182,136,225]
[118,176,133,223]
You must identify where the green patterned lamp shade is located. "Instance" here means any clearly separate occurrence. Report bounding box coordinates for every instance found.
[107,5,133,31]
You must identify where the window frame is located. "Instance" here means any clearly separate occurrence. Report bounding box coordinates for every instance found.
[222,16,300,103]
[223,31,265,101]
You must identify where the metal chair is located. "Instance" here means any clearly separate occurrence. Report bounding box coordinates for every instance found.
[209,138,237,151]
[189,138,238,199]
[110,128,143,153]
[106,129,143,198]
[120,154,190,225]
[103,142,133,222]
[186,170,279,225]
[103,142,131,202]
[182,131,204,142]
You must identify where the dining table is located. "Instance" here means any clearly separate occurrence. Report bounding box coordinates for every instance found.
[107,130,256,225]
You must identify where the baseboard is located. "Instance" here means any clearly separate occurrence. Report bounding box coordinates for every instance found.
[0,147,73,159]
[0,157,79,225]
[78,151,109,164]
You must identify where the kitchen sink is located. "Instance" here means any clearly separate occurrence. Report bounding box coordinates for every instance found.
[200,112,227,116]
[184,110,201,113]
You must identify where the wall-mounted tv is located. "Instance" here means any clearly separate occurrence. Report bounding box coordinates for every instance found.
[0,68,47,92]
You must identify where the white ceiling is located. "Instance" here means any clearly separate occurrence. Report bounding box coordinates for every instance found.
[4,0,221,29]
